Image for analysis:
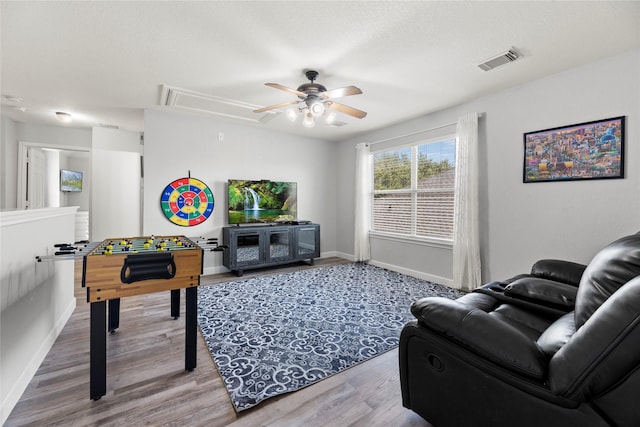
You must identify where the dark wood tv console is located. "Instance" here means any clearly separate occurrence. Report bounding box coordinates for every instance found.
[222,223,320,276]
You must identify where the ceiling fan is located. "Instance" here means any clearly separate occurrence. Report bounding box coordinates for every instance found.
[253,70,367,128]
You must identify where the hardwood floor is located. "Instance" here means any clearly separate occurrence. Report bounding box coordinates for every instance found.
[5,258,431,426]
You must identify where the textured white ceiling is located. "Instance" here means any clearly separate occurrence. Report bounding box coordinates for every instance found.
[2,1,639,142]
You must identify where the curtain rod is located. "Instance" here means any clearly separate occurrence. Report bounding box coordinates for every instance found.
[367,113,484,146]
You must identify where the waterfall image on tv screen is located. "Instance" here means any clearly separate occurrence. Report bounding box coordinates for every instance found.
[228,180,297,224]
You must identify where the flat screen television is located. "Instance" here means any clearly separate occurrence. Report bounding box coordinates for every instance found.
[228,179,297,224]
[60,169,83,192]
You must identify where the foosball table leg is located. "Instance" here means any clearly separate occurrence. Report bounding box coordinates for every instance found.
[108,298,120,333]
[185,286,197,371]
[90,301,107,400]
[171,289,180,319]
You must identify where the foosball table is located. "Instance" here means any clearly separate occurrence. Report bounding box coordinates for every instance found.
[82,235,204,400]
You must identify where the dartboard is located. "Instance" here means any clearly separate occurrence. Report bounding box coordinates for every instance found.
[160,177,214,226]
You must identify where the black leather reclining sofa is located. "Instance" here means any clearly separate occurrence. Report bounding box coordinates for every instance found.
[399,232,640,427]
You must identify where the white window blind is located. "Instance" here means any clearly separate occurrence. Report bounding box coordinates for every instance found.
[372,136,456,241]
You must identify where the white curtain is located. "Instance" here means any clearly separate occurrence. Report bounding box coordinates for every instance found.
[453,113,481,291]
[354,142,371,262]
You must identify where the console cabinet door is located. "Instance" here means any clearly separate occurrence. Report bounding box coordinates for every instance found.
[228,229,263,268]
[266,227,292,263]
[294,225,320,260]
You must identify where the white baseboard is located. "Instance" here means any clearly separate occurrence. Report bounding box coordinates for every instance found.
[1,297,76,425]
[203,265,229,276]
[367,260,453,287]
[332,251,355,261]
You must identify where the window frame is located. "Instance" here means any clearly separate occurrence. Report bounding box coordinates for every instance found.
[370,134,457,248]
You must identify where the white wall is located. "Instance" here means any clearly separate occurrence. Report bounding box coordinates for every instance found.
[143,109,338,274]
[338,48,640,283]
[91,127,142,240]
[44,149,60,207]
[17,121,92,149]
[1,116,18,210]
[0,207,77,424]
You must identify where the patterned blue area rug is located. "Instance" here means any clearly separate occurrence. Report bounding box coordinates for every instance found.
[197,262,462,411]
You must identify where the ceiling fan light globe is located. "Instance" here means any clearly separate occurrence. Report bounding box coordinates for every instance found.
[325,111,337,125]
[286,108,298,122]
[309,101,325,117]
[302,111,315,128]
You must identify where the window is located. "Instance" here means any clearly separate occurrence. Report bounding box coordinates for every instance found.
[372,136,456,241]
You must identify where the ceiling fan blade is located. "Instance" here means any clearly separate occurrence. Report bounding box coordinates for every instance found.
[320,86,362,100]
[253,99,301,113]
[265,82,307,98]
[327,102,367,119]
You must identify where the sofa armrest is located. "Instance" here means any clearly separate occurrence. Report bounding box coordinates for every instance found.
[504,278,577,311]
[531,259,586,286]
[411,297,547,379]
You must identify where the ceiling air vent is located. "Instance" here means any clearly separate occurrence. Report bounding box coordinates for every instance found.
[477,47,522,71]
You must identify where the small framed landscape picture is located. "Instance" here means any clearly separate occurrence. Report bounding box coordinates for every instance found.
[523,116,625,183]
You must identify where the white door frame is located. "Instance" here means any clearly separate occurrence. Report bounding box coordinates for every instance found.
[17,141,91,209]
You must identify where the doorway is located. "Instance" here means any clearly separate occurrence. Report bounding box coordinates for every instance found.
[18,141,91,209]
[17,141,91,239]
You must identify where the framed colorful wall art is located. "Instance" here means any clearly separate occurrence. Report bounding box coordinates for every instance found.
[523,116,625,183]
